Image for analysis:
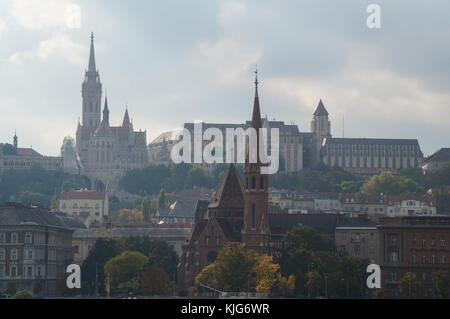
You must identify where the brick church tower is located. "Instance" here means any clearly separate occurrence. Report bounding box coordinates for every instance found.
[241,71,271,255]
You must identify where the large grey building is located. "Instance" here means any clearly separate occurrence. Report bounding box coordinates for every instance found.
[0,203,85,297]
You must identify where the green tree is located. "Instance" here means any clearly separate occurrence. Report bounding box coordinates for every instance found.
[306,270,324,298]
[141,196,152,222]
[157,189,170,209]
[195,243,258,292]
[361,171,424,195]
[398,272,422,299]
[81,238,125,295]
[185,167,214,189]
[431,270,450,299]
[104,251,148,292]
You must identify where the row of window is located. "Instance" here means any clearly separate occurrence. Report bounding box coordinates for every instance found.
[0,232,32,244]
[0,248,34,260]
[61,203,101,209]
[411,237,447,248]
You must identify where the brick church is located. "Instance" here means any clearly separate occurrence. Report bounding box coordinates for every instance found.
[177,72,272,291]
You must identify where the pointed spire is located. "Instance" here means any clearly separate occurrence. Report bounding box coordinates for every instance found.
[251,68,262,130]
[122,108,131,127]
[103,95,109,125]
[13,130,18,149]
[313,99,329,116]
[88,32,96,73]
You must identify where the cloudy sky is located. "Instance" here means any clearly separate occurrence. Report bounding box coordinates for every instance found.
[0,0,449,157]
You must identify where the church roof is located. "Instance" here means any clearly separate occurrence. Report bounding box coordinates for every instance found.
[208,164,244,209]
[313,100,329,116]
[122,109,131,127]
[425,148,450,163]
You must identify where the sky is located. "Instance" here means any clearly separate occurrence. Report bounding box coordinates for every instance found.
[0,0,449,157]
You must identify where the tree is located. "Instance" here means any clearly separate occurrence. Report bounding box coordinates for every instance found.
[61,180,72,193]
[12,290,32,299]
[123,237,179,281]
[104,251,148,292]
[252,255,280,294]
[50,195,58,210]
[141,196,153,222]
[118,209,143,224]
[81,238,125,295]
[275,274,296,297]
[185,167,214,189]
[431,270,450,299]
[361,171,424,195]
[6,281,21,295]
[398,272,422,299]
[157,189,170,209]
[195,243,258,292]
[141,264,176,295]
[306,270,324,298]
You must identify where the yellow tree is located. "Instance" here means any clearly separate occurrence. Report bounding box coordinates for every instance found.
[398,272,422,299]
[252,255,280,294]
[104,251,148,292]
[276,274,296,297]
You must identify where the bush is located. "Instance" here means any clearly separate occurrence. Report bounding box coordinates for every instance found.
[12,290,32,299]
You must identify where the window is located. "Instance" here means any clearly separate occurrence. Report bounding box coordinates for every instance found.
[26,249,33,260]
[355,245,361,255]
[412,236,417,245]
[441,239,447,247]
[25,233,32,244]
[391,238,397,246]
[26,266,32,277]
[422,256,427,264]
[412,254,417,264]
[10,266,17,277]
[391,252,398,264]
[73,204,78,209]
[441,255,447,264]
[391,272,397,281]
[431,255,436,264]
[0,248,4,260]
[431,238,436,247]
[422,239,426,248]
[260,176,264,189]
[11,248,18,260]
[251,204,256,229]
[341,232,347,240]
[0,232,5,243]
[11,232,18,244]
[252,177,256,190]
[370,233,375,241]
[0,264,4,278]
[62,203,67,209]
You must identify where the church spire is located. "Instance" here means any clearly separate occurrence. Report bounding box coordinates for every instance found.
[13,131,18,149]
[88,32,96,73]
[251,69,262,130]
[122,108,131,127]
[103,95,109,125]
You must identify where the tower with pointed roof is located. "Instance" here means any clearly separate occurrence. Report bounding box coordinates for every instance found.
[82,33,102,128]
[311,99,331,165]
[241,71,271,255]
[74,33,148,192]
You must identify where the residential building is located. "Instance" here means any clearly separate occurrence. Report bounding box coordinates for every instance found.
[377,216,450,298]
[422,148,450,173]
[0,203,85,296]
[335,217,378,263]
[59,189,109,228]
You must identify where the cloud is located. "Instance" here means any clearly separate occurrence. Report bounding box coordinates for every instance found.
[10,0,76,30]
[8,32,86,65]
[219,1,247,26]
[0,18,6,34]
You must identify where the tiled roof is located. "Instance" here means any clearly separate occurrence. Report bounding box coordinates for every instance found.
[16,148,42,157]
[59,190,106,201]
[425,148,450,163]
[0,203,85,229]
[324,138,420,146]
[208,164,244,209]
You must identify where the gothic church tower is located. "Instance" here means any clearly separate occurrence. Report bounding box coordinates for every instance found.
[241,72,271,255]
